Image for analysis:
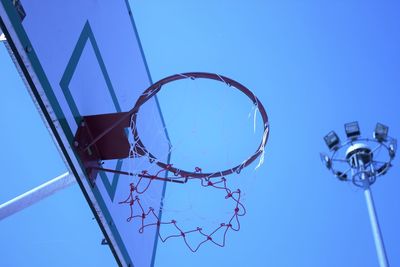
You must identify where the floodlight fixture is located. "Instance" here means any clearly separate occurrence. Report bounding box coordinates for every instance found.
[320,153,332,169]
[334,171,347,181]
[345,121,361,139]
[374,123,389,142]
[324,131,340,150]
[389,140,396,159]
[376,163,389,176]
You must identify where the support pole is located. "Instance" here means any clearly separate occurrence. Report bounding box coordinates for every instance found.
[0,172,76,220]
[364,185,389,267]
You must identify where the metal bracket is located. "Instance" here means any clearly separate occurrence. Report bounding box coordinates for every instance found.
[73,112,130,186]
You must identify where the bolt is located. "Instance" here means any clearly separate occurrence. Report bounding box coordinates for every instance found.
[25,46,32,53]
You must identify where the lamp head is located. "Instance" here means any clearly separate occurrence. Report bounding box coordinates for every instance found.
[373,123,389,142]
[324,131,340,151]
[344,121,360,139]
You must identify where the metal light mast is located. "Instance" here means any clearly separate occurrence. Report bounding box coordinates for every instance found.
[320,122,397,267]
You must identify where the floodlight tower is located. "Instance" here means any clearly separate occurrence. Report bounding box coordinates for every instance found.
[320,122,397,267]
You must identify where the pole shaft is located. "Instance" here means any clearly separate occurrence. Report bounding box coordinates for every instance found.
[364,185,390,267]
[0,172,76,220]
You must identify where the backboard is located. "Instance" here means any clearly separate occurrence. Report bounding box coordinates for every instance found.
[0,1,170,266]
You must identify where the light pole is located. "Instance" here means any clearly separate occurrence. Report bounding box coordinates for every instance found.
[320,122,396,267]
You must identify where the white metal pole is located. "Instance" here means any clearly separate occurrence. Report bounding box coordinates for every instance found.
[0,172,76,220]
[364,185,389,267]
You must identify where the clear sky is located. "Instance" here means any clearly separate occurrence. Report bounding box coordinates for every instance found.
[1,1,400,267]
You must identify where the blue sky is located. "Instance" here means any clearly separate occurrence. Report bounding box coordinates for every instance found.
[1,1,400,267]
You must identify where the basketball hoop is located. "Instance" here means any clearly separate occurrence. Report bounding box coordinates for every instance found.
[73,72,270,252]
[130,72,269,178]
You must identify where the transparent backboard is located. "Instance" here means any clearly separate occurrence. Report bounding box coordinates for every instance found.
[0,1,170,266]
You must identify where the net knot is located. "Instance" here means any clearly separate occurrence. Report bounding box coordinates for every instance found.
[207,181,214,186]
[180,232,185,237]
[234,207,240,213]
[195,167,202,173]
[207,236,212,241]
[165,164,173,170]
[142,213,146,219]
[129,184,135,192]
[225,193,232,199]
[171,220,177,224]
